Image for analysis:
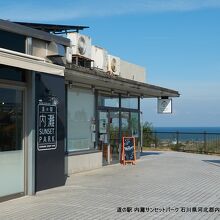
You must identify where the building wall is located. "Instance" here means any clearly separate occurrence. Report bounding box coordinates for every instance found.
[120,60,146,83]
[65,152,102,174]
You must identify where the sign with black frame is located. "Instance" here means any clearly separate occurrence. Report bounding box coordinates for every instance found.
[37,103,57,151]
[121,137,136,165]
[157,98,172,114]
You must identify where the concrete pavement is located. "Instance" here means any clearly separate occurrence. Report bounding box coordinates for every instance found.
[0,151,220,220]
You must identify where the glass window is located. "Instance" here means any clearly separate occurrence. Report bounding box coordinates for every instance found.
[0,30,25,53]
[121,97,138,109]
[121,112,139,138]
[0,65,25,82]
[121,112,130,137]
[67,87,95,152]
[98,95,119,108]
[0,88,24,197]
[130,112,139,137]
[0,88,23,151]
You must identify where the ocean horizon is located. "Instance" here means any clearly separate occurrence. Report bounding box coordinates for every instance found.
[154,127,220,133]
[152,127,220,142]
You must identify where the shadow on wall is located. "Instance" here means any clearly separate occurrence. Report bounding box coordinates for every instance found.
[140,152,162,156]
[202,160,220,167]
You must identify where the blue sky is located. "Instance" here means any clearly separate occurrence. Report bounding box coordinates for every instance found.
[1,0,220,127]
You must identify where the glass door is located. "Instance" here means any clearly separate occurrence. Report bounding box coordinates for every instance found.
[98,111,108,165]
[121,111,140,156]
[98,110,120,165]
[121,112,130,137]
[109,111,119,163]
[0,87,24,198]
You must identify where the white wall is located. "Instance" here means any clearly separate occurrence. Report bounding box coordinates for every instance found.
[65,152,102,174]
[120,60,146,82]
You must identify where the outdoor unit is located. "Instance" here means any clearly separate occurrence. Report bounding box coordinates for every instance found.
[107,54,120,76]
[91,45,108,72]
[67,32,92,60]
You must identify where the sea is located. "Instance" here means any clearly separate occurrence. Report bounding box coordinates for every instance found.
[153,127,220,142]
[154,127,220,133]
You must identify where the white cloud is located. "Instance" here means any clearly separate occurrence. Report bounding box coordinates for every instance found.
[1,0,220,22]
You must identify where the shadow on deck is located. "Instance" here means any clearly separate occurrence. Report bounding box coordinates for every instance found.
[202,160,220,167]
[140,151,162,156]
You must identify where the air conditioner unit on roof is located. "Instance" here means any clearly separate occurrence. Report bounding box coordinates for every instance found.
[107,54,120,76]
[91,45,108,72]
[67,32,92,60]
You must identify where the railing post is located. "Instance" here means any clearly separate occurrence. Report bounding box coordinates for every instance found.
[154,132,157,148]
[204,131,207,153]
[176,131,179,145]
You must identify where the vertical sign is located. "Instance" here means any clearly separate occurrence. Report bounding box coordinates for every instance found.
[37,103,57,151]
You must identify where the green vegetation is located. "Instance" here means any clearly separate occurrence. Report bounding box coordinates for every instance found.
[142,122,154,147]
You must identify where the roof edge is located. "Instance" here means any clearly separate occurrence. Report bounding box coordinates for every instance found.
[0,19,70,46]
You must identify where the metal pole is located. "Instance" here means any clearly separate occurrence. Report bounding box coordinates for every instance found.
[176,131,179,146]
[155,132,157,148]
[140,111,143,153]
[204,131,207,153]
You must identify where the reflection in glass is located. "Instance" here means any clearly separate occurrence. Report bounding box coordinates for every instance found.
[0,89,23,151]
[67,88,95,152]
[0,30,25,53]
[0,65,25,82]
[109,111,119,162]
[121,97,138,109]
[0,88,24,197]
[121,112,130,137]
[130,112,139,137]
[98,95,119,108]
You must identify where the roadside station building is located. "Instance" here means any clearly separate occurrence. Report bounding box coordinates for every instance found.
[0,19,180,201]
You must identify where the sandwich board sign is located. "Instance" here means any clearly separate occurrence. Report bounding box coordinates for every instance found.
[157,98,172,114]
[121,137,136,165]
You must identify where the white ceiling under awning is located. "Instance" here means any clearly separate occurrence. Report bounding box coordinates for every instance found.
[0,48,64,76]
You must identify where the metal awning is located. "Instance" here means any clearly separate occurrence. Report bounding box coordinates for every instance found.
[0,48,64,76]
[65,65,180,98]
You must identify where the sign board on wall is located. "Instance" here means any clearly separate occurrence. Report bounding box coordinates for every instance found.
[37,103,57,151]
[157,98,172,114]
